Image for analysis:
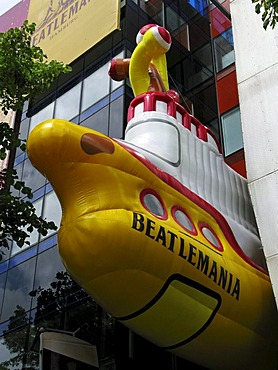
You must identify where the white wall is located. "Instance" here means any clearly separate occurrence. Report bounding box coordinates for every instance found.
[230,0,278,304]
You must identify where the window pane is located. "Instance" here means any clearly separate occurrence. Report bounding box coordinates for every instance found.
[111,51,125,92]
[221,107,243,156]
[188,0,208,15]
[41,191,62,239]
[1,257,36,322]
[140,0,164,25]
[32,246,65,309]
[81,105,109,135]
[0,272,7,313]
[55,83,82,121]
[166,6,189,50]
[11,161,24,197]
[29,102,54,133]
[82,64,110,112]
[11,198,43,255]
[182,45,213,89]
[22,158,46,192]
[0,335,24,368]
[214,28,235,72]
[109,96,124,138]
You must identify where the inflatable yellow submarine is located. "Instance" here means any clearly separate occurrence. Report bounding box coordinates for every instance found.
[27,25,278,369]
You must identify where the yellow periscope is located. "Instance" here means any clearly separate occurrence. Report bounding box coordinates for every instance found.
[27,119,278,370]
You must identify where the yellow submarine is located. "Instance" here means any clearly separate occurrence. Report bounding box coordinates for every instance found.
[27,25,278,369]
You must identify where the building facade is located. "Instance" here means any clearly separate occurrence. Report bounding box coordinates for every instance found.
[0,0,244,368]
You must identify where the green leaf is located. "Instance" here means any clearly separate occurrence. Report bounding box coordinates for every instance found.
[0,20,70,250]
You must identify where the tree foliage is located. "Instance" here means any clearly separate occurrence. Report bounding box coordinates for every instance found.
[252,0,278,29]
[0,21,71,113]
[1,272,114,368]
[0,21,71,255]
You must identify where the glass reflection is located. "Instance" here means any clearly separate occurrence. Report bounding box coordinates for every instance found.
[0,336,20,369]
[29,102,54,134]
[81,106,109,135]
[0,272,7,313]
[22,158,46,192]
[214,28,235,72]
[32,246,65,309]
[82,64,110,112]
[111,52,125,92]
[109,96,124,138]
[140,0,164,25]
[221,107,243,156]
[55,82,82,121]
[0,316,38,369]
[11,198,43,255]
[41,191,62,239]
[1,257,36,322]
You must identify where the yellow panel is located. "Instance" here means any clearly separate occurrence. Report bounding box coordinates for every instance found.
[27,0,120,64]
[122,278,220,348]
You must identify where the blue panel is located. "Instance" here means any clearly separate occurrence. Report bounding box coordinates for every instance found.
[45,182,53,194]
[32,186,45,202]
[80,96,110,122]
[14,153,26,165]
[0,261,8,275]
[111,86,124,102]
[9,246,37,269]
[188,0,208,15]
[39,234,57,253]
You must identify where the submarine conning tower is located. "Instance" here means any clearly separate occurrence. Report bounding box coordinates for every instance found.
[124,91,265,267]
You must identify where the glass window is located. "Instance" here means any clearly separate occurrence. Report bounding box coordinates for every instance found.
[214,28,235,72]
[0,272,7,313]
[82,64,110,112]
[15,117,30,158]
[194,82,218,124]
[109,96,124,138]
[166,6,189,50]
[0,335,22,369]
[0,325,34,369]
[188,0,208,15]
[206,118,220,143]
[11,198,43,255]
[29,102,54,134]
[221,107,243,156]
[140,0,164,25]
[11,161,24,197]
[10,246,37,266]
[111,51,125,92]
[41,191,62,239]
[182,47,213,89]
[55,82,82,121]
[194,43,213,74]
[1,257,36,322]
[21,157,46,192]
[0,240,11,263]
[81,105,109,135]
[32,246,65,309]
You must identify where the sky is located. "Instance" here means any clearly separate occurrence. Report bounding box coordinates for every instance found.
[0,0,21,16]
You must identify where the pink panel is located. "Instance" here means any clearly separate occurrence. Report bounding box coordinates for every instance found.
[0,0,30,33]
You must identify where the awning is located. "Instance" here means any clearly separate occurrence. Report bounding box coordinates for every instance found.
[40,331,98,368]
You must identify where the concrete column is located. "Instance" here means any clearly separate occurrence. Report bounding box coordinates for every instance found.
[230,0,278,304]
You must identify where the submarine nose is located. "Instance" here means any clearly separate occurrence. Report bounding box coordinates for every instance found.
[27,119,115,175]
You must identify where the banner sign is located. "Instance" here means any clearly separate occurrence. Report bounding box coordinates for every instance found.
[27,0,120,64]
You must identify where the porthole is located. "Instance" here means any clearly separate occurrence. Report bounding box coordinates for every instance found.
[140,189,167,219]
[199,223,223,251]
[171,206,197,235]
